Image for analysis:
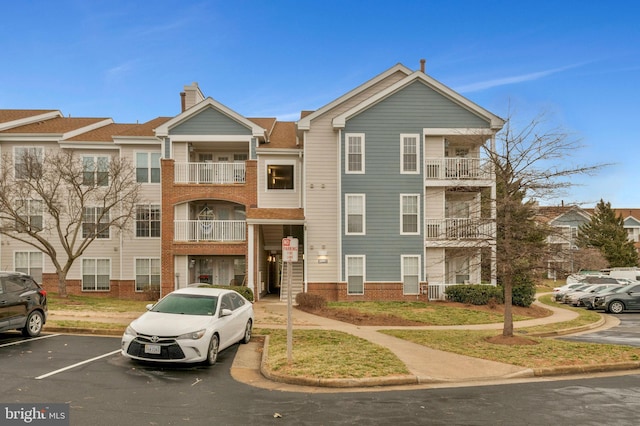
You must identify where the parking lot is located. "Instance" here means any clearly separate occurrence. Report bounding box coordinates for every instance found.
[561,312,640,347]
[0,332,248,425]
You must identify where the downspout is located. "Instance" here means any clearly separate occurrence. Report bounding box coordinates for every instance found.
[302,132,308,293]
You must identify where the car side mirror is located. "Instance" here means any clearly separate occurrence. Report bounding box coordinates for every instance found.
[146,303,154,311]
[220,308,233,317]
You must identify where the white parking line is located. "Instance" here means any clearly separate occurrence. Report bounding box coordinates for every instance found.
[36,349,121,380]
[0,334,61,348]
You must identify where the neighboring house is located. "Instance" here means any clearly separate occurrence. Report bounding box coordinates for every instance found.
[0,62,504,301]
[537,205,640,278]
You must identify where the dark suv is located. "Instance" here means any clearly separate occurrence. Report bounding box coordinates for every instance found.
[0,272,47,337]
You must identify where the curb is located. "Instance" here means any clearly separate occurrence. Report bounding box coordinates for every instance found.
[258,335,421,388]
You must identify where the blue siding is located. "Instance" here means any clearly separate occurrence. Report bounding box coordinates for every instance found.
[341,81,492,281]
[170,107,252,135]
[550,210,589,228]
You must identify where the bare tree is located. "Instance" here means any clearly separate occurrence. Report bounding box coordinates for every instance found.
[486,109,607,337]
[0,149,140,297]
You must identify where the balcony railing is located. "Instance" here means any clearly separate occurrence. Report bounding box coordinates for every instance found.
[174,162,246,184]
[424,158,491,180]
[174,220,246,242]
[428,282,496,300]
[424,218,494,240]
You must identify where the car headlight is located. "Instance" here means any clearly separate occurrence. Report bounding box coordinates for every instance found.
[124,325,137,337]
[177,329,206,340]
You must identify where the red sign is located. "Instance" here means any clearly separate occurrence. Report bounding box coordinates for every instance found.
[282,237,299,262]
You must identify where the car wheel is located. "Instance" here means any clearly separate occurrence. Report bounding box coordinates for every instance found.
[206,334,219,365]
[22,311,44,337]
[241,320,252,344]
[608,300,625,314]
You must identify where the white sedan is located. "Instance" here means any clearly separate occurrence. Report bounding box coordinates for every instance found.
[121,287,253,365]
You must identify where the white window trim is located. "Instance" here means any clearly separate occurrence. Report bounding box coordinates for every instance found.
[135,257,161,292]
[400,133,420,174]
[14,250,44,278]
[83,207,111,240]
[265,159,297,192]
[81,258,111,292]
[135,151,161,184]
[13,146,44,179]
[345,133,365,174]
[135,204,161,238]
[401,255,421,295]
[345,255,365,295]
[345,194,366,235]
[400,194,420,235]
[82,155,110,187]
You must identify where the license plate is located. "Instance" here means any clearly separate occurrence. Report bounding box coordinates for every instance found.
[145,344,161,354]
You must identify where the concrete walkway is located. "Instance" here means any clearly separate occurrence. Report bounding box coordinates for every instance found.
[47,295,635,390]
[238,296,608,388]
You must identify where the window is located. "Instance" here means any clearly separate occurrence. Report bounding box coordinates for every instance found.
[267,164,294,190]
[83,207,110,239]
[136,204,161,237]
[402,255,420,294]
[345,194,365,235]
[15,251,43,283]
[401,134,419,173]
[136,152,161,183]
[83,156,109,186]
[346,255,365,295]
[135,258,160,292]
[14,147,43,179]
[345,133,364,173]
[15,199,43,232]
[401,194,420,234]
[82,258,110,291]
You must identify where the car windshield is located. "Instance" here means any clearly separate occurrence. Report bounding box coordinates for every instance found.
[151,294,218,316]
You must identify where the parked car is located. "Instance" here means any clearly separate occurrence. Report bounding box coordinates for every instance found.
[565,283,623,306]
[592,283,640,313]
[580,285,626,309]
[554,284,591,302]
[552,283,587,302]
[121,287,253,364]
[0,271,47,337]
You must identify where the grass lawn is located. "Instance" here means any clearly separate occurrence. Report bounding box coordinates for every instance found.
[45,288,640,380]
[257,329,409,378]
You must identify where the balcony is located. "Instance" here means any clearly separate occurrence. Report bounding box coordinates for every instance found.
[174,162,246,184]
[424,218,494,241]
[174,220,246,242]
[424,158,491,182]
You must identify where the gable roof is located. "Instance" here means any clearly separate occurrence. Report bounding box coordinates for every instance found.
[0,109,62,131]
[154,97,267,138]
[332,70,505,131]
[297,63,413,130]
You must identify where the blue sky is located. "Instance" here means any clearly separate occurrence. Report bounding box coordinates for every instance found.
[2,1,639,207]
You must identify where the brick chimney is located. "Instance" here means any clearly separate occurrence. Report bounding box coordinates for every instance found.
[420,59,426,73]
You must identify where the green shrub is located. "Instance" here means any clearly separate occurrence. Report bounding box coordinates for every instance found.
[295,292,327,310]
[444,284,504,305]
[509,276,536,307]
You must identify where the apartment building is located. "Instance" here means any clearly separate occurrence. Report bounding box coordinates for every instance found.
[0,62,504,301]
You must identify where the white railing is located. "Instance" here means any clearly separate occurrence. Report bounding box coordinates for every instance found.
[428,282,496,300]
[424,158,491,180]
[174,220,246,242]
[424,218,494,240]
[174,162,246,184]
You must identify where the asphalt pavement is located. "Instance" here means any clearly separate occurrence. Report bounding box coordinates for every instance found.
[46,294,640,390]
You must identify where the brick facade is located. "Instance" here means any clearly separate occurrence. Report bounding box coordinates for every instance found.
[160,158,258,296]
[307,282,429,302]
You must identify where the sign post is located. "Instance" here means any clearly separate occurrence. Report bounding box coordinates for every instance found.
[282,236,298,363]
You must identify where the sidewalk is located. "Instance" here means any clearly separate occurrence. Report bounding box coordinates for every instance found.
[231,296,625,390]
[46,296,636,390]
